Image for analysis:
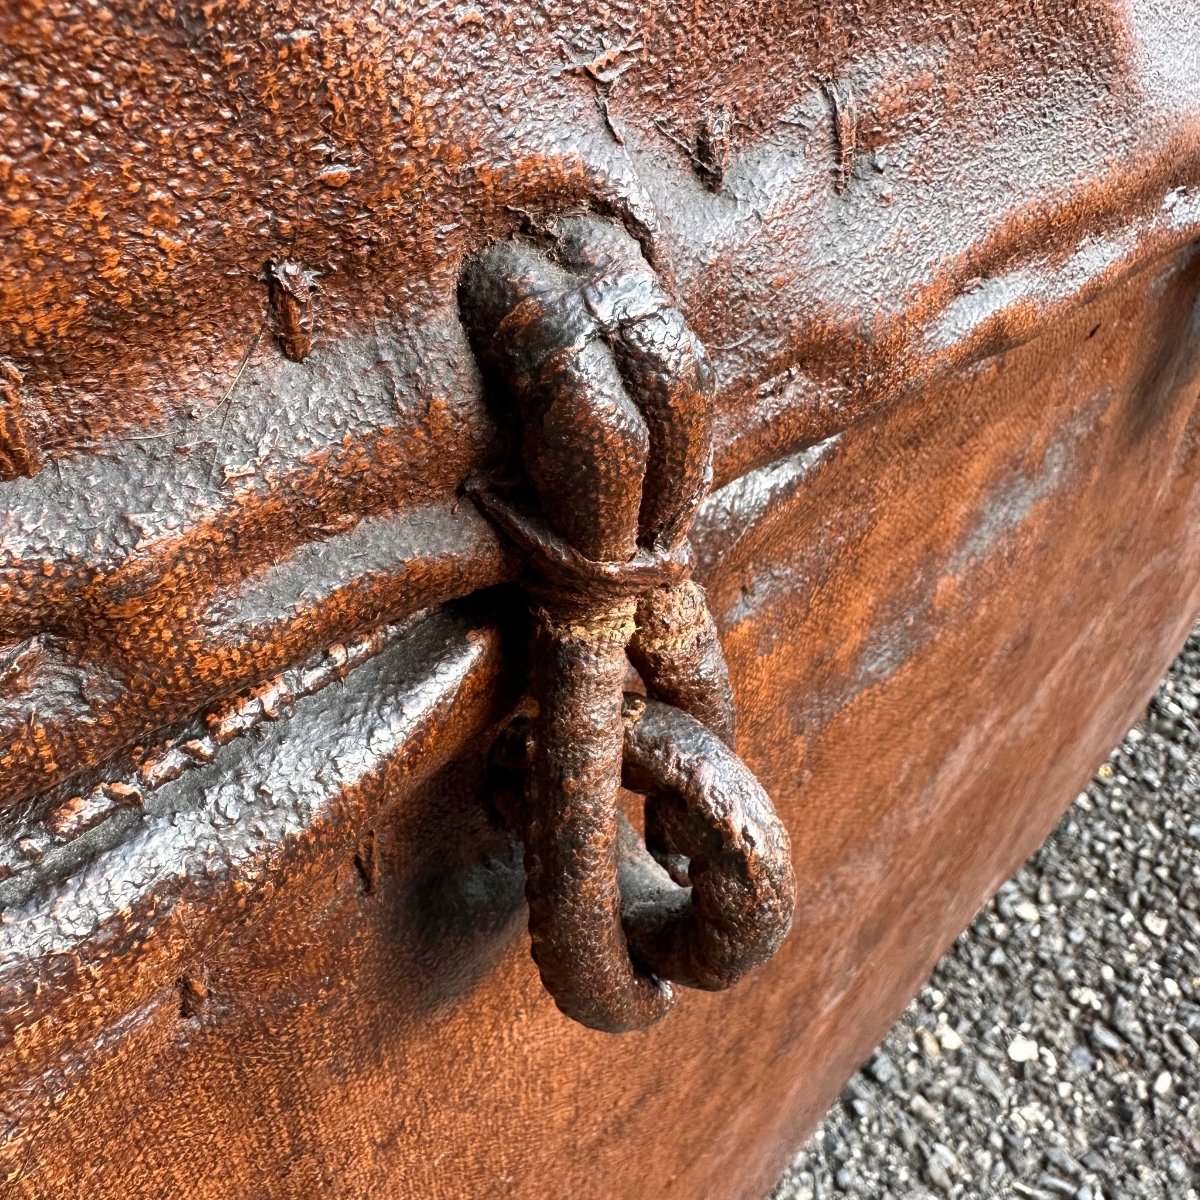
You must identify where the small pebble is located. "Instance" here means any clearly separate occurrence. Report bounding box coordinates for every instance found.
[926,1159,952,1192]
[1008,1035,1040,1063]
[937,1025,963,1053]
[1089,1023,1125,1054]
[1143,912,1168,937]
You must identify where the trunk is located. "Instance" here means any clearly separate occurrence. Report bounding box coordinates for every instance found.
[1,2,1199,1196]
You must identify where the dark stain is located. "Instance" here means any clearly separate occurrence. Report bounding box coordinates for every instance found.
[178,973,210,1019]
[408,840,525,956]
[353,829,377,894]
[695,108,733,191]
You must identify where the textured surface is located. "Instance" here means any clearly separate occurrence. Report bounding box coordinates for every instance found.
[2,1,1200,1196]
[3,249,1199,1197]
[772,629,1200,1200]
[3,0,1200,807]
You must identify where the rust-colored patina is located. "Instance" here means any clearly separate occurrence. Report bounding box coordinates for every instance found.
[2,1,1200,1197]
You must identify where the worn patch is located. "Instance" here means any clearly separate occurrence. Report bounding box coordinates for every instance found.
[263,260,319,362]
[0,360,42,480]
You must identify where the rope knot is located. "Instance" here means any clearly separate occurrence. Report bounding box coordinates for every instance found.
[460,215,794,1032]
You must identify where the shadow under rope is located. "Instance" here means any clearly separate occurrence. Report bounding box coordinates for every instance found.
[375,742,529,1021]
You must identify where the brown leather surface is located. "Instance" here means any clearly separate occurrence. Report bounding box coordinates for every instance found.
[3,1,1200,1196]
[4,250,1199,1198]
[3,0,1200,809]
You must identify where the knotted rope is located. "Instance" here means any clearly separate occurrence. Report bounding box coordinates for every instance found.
[461,215,794,1032]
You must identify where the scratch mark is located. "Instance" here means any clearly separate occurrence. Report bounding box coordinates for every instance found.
[695,108,733,191]
[354,829,377,894]
[824,80,858,193]
[207,323,266,485]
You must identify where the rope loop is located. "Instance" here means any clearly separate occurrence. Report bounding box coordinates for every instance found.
[461,214,795,1032]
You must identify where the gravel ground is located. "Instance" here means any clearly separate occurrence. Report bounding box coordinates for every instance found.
[770,629,1200,1200]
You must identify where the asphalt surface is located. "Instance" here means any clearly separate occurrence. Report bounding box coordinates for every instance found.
[770,630,1200,1200]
